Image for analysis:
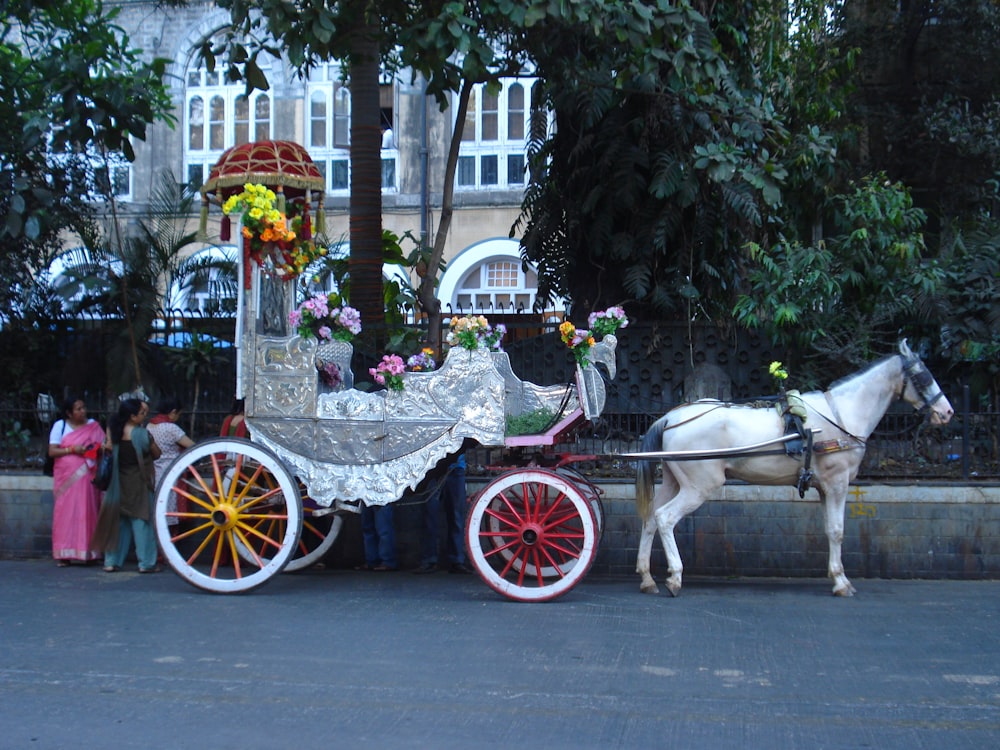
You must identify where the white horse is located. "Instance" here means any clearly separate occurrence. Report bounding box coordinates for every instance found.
[634,340,954,597]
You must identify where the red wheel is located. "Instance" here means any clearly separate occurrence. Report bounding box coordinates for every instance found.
[465,468,598,602]
[154,438,302,593]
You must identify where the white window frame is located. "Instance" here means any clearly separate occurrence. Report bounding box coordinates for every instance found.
[166,246,238,314]
[455,78,537,191]
[307,65,398,194]
[438,238,566,315]
[184,41,273,190]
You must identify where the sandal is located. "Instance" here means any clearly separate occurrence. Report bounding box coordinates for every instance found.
[103,565,120,573]
[138,566,162,574]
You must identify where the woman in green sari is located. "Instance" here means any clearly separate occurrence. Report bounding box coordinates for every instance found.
[91,398,162,572]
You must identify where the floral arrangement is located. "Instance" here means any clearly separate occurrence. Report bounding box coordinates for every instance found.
[768,361,789,384]
[446,315,506,351]
[587,306,629,338]
[406,348,437,372]
[559,321,596,366]
[769,360,806,417]
[559,307,629,366]
[290,294,362,342]
[223,183,325,281]
[370,354,406,391]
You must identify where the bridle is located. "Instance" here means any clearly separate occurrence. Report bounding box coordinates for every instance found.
[899,355,945,416]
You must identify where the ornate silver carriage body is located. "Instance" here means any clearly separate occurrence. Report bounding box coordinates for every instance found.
[238,274,617,510]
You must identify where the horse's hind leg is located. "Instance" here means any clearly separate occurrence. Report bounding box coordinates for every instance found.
[654,484,706,597]
[636,466,679,594]
[636,516,659,594]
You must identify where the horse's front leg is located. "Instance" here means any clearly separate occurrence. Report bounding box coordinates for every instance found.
[820,484,856,597]
[636,516,659,594]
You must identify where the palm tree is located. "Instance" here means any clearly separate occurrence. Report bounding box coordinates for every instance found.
[49,171,236,395]
[162,330,228,435]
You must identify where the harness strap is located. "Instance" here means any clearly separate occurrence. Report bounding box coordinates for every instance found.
[817,392,866,446]
[661,403,727,432]
[814,438,859,454]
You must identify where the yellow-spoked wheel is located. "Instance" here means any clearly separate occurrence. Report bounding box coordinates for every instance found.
[234,480,343,572]
[154,438,302,593]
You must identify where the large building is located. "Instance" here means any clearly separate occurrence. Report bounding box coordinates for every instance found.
[97,1,556,317]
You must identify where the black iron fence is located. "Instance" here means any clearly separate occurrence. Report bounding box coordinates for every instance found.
[2,314,996,480]
[6,399,997,480]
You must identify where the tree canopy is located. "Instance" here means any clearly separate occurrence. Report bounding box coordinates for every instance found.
[0,0,175,316]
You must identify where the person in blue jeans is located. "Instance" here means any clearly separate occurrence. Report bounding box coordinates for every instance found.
[414,454,472,574]
[358,503,398,571]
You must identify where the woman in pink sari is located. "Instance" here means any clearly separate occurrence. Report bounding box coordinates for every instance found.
[49,396,105,566]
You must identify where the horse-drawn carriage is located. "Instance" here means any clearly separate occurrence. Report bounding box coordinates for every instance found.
[153,281,619,602]
[155,141,619,601]
[158,141,955,602]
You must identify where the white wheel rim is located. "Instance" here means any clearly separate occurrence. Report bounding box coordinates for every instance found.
[154,438,302,593]
[465,469,598,602]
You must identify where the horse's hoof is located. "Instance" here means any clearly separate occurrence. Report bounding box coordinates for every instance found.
[665,580,682,597]
[640,581,660,595]
[832,583,856,597]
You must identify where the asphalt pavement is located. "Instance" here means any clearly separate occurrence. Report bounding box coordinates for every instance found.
[1,560,998,749]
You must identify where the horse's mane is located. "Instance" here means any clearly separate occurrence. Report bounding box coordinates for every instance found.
[825,353,899,392]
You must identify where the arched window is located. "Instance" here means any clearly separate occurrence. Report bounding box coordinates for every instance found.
[184,34,272,190]
[166,246,238,314]
[437,238,565,315]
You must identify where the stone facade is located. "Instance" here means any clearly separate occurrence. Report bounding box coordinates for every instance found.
[106,1,527,281]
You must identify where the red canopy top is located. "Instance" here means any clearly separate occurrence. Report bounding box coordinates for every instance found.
[200,140,325,205]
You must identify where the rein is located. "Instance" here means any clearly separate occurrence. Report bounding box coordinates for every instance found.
[660,403,728,432]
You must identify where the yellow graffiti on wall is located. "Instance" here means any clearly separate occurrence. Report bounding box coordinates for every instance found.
[847,486,876,518]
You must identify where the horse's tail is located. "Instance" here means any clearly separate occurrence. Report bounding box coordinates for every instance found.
[635,414,668,521]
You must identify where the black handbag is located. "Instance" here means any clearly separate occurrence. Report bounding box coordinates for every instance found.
[42,420,66,476]
[92,451,113,491]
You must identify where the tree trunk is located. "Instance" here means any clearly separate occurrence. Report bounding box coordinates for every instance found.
[348,22,386,357]
[418,79,473,357]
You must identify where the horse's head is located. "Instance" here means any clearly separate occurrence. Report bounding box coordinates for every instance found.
[898,339,954,425]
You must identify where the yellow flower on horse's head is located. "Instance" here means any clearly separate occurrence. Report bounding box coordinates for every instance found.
[769,361,789,380]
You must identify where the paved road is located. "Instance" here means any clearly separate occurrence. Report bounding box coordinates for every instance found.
[1,560,998,749]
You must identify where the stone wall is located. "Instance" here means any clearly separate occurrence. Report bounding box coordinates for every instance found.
[3,473,998,582]
[573,481,1000,582]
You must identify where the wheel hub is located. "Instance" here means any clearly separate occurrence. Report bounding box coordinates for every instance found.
[521,523,543,546]
[211,504,237,530]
